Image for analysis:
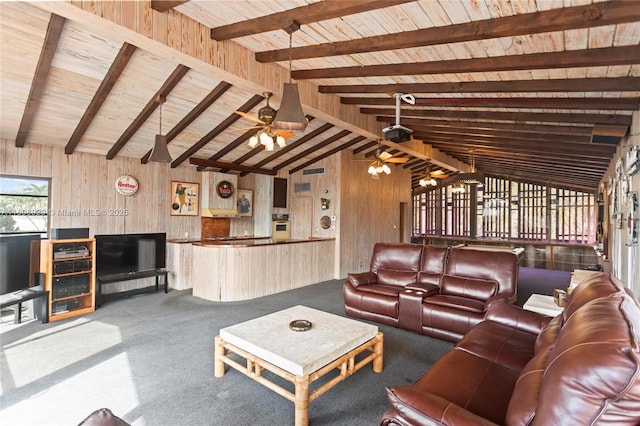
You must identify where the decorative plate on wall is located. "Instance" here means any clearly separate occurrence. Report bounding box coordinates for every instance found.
[216,181,234,199]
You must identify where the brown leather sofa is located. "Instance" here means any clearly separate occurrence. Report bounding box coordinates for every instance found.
[344,243,519,342]
[381,272,640,425]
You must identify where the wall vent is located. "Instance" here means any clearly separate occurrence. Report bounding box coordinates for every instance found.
[302,167,325,176]
[294,182,311,193]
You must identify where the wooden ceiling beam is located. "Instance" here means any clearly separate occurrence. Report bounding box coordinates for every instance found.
[294,45,640,80]
[421,136,615,159]
[320,77,640,94]
[140,81,232,164]
[275,130,352,171]
[66,43,137,155]
[345,96,640,111]
[107,64,190,160]
[256,1,640,62]
[363,107,632,126]
[211,0,413,40]
[16,14,65,148]
[409,126,592,144]
[189,158,276,175]
[290,136,367,174]
[377,117,594,136]
[331,77,640,95]
[171,95,264,168]
[150,1,189,13]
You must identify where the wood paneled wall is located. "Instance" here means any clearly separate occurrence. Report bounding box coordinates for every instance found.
[1,138,201,239]
[338,151,412,277]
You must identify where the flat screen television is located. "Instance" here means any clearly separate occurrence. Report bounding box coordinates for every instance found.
[0,234,41,295]
[95,233,166,278]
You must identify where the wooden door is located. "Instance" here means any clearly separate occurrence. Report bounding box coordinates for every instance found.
[291,196,313,239]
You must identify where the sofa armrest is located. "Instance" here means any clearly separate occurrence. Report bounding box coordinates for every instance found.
[485,300,552,334]
[384,386,499,426]
[347,271,377,288]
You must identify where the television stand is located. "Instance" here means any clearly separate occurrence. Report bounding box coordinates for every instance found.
[96,268,168,307]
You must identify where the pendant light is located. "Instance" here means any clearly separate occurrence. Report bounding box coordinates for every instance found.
[273,21,308,132]
[149,95,172,163]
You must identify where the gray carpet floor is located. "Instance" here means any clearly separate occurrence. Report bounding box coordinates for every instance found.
[0,280,453,426]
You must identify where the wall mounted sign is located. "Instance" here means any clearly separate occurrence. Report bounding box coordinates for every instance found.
[216,180,234,199]
[171,181,199,216]
[115,175,139,196]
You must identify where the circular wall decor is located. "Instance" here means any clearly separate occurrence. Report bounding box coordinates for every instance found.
[115,175,139,196]
[216,180,234,198]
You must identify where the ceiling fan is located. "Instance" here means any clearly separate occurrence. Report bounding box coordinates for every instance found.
[234,92,295,150]
[367,145,409,178]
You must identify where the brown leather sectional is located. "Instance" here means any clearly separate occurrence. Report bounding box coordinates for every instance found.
[344,243,519,342]
[380,271,640,425]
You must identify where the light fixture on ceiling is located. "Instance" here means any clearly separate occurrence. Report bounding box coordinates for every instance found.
[367,160,391,177]
[454,149,483,184]
[419,160,438,187]
[149,95,172,163]
[248,129,287,151]
[247,92,287,151]
[272,21,309,132]
[451,182,466,194]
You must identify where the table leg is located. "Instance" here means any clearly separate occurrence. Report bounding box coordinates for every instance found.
[214,335,226,377]
[294,374,310,426]
[373,332,384,373]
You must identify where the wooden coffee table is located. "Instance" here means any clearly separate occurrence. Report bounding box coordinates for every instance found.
[214,305,384,426]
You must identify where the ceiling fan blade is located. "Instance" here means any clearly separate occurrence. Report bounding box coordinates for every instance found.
[275,129,295,139]
[230,126,261,132]
[234,111,265,125]
[378,151,392,161]
[385,157,409,164]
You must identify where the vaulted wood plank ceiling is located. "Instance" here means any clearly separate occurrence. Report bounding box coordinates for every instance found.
[1,0,639,192]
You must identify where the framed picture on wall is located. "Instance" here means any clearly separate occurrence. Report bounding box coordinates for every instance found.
[237,189,253,217]
[170,181,199,216]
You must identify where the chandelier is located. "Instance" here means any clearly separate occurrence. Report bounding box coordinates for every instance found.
[451,182,466,194]
[454,149,483,185]
[367,160,391,177]
[248,128,286,151]
[419,160,437,187]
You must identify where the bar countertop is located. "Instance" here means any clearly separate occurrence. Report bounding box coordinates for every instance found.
[193,237,334,248]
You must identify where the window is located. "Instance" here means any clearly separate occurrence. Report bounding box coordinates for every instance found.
[0,176,49,235]
[413,176,596,244]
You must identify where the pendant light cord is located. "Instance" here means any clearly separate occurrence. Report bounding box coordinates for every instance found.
[159,102,163,134]
[288,32,293,83]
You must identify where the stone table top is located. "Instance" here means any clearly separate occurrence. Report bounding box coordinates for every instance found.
[219,305,379,375]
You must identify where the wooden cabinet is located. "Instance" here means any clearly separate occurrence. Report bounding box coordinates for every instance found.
[39,238,96,322]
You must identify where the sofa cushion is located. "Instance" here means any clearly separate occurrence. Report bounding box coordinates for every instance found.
[358,283,404,298]
[562,272,622,321]
[370,242,422,274]
[416,245,448,286]
[446,248,518,301]
[456,320,538,371]
[377,269,419,287]
[412,349,520,425]
[441,274,497,302]
[424,294,485,314]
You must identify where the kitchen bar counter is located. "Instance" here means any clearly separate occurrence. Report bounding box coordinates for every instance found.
[168,237,336,301]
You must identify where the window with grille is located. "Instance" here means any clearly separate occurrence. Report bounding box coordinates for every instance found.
[413,176,596,243]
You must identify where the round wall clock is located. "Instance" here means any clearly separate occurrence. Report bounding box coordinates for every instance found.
[216,180,234,198]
